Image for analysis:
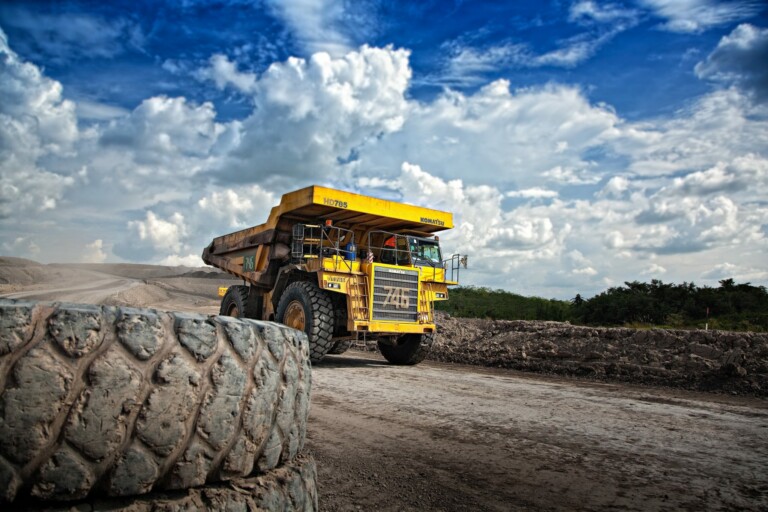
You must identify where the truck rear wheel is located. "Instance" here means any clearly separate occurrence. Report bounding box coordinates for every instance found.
[276,281,334,363]
[220,285,249,317]
[377,333,434,365]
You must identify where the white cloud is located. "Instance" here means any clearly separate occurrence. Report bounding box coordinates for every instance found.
[617,88,768,178]
[225,45,411,184]
[128,211,189,254]
[264,0,372,56]
[158,253,204,267]
[507,188,559,199]
[195,54,258,94]
[0,28,78,220]
[197,186,276,229]
[0,7,144,61]
[569,1,641,24]
[357,80,621,188]
[440,2,640,83]
[2,236,40,258]
[641,263,667,276]
[702,262,768,280]
[82,239,107,263]
[695,24,768,102]
[639,0,763,33]
[599,176,631,198]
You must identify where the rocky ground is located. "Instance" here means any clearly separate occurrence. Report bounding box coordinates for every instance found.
[429,313,768,396]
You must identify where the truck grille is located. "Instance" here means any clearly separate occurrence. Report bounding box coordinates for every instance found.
[372,267,419,321]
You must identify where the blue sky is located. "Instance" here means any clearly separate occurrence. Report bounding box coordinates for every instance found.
[1,0,767,298]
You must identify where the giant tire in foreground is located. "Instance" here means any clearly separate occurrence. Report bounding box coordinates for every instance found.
[8,454,318,512]
[0,299,311,504]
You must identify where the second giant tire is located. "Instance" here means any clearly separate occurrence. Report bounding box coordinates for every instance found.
[377,333,434,365]
[276,281,335,363]
[0,299,311,504]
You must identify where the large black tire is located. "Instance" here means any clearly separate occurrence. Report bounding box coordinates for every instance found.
[328,339,354,355]
[0,299,311,503]
[276,281,334,364]
[377,333,434,365]
[219,285,249,317]
[8,454,318,511]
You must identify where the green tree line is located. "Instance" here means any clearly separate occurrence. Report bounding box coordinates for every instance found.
[436,279,768,332]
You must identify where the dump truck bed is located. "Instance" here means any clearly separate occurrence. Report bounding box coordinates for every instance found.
[203,185,453,286]
[212,185,453,247]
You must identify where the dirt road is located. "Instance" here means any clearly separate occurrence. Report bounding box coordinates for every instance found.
[2,275,139,303]
[309,351,768,511]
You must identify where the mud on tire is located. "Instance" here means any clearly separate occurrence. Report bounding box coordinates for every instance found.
[276,281,334,363]
[377,333,434,365]
[8,454,318,512]
[0,299,312,503]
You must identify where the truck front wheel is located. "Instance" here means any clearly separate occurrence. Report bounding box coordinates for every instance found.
[276,281,334,363]
[377,333,434,365]
[220,285,249,317]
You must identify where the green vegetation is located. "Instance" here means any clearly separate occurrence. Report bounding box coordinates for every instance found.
[435,286,571,321]
[437,279,768,332]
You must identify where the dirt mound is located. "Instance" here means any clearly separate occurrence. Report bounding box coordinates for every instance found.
[0,257,42,267]
[0,260,64,286]
[176,270,233,279]
[430,312,768,396]
[55,263,198,280]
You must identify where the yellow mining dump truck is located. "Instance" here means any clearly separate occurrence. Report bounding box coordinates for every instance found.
[202,185,466,364]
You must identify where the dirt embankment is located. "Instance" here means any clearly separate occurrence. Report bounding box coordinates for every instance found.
[430,312,768,396]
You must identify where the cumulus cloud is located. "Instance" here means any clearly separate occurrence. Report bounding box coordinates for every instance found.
[0,28,78,220]
[197,185,276,229]
[82,239,107,263]
[357,80,620,188]
[695,24,768,102]
[641,263,667,276]
[195,54,258,94]
[224,45,411,184]
[128,211,189,254]
[616,88,768,178]
[639,0,763,33]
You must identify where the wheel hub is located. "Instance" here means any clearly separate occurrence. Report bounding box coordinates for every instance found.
[284,301,306,331]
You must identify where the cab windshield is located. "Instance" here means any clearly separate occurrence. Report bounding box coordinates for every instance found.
[409,238,442,266]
